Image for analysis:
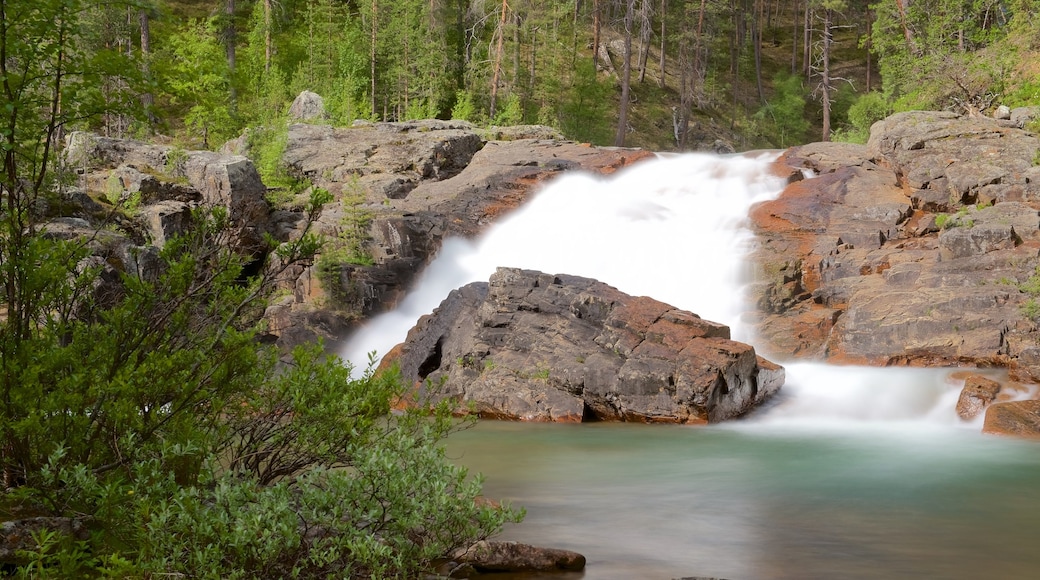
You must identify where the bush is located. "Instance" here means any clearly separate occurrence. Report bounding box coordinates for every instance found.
[1,197,520,577]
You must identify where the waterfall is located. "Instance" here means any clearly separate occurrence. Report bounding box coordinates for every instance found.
[339,152,1001,428]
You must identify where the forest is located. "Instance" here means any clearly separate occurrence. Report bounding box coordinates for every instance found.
[17,0,1040,152]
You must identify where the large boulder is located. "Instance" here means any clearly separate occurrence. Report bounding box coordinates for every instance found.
[383,268,784,423]
[63,132,271,253]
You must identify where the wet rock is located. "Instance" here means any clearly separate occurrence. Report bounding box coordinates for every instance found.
[385,268,783,423]
[956,375,1002,420]
[453,541,586,573]
[982,400,1040,439]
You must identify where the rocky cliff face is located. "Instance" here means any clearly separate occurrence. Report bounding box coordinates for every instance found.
[752,111,1040,383]
[61,121,652,348]
[262,120,653,346]
[383,268,783,423]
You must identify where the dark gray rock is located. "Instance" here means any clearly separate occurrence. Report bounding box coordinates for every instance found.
[384,268,783,423]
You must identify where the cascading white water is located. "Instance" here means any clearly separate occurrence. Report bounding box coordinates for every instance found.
[340,152,983,428]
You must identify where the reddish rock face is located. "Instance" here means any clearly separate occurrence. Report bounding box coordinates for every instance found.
[751,111,1040,377]
[382,268,784,423]
[982,400,1040,439]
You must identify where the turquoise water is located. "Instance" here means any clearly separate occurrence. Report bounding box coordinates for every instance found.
[447,420,1040,579]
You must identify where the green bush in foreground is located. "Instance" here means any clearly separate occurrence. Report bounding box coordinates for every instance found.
[1,202,519,578]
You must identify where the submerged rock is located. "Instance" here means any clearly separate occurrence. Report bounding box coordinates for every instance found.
[452,541,586,573]
[384,268,784,423]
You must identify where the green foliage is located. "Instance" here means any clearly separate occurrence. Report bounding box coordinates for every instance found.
[1020,265,1040,321]
[451,90,481,123]
[835,92,891,144]
[754,72,810,147]
[1,203,518,576]
[493,93,524,126]
[245,123,313,207]
[871,0,1017,114]
[158,18,236,148]
[557,60,615,145]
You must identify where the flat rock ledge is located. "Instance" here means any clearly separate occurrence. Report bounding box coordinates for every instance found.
[383,268,784,423]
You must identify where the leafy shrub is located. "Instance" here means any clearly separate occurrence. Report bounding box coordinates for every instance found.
[1,197,519,578]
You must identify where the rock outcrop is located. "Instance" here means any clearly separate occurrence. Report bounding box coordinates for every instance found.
[752,111,1040,382]
[64,131,271,254]
[270,119,652,347]
[60,119,652,350]
[383,268,783,423]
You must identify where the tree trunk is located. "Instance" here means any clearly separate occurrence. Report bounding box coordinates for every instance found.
[865,8,872,91]
[490,0,509,120]
[139,9,154,127]
[791,0,799,73]
[226,0,236,104]
[636,0,651,83]
[753,0,764,103]
[658,0,667,88]
[615,0,635,146]
[593,0,601,70]
[895,0,916,53]
[370,0,378,117]
[821,7,832,141]
[802,0,811,79]
[264,0,272,73]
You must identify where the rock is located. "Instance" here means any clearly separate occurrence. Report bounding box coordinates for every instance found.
[288,90,327,121]
[994,105,1012,120]
[385,268,783,423]
[483,124,565,141]
[140,200,193,246]
[57,126,654,352]
[182,152,271,253]
[1010,106,1040,128]
[1,517,90,565]
[956,375,1002,420]
[274,122,651,348]
[752,111,1040,372]
[982,400,1040,439]
[454,541,586,573]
